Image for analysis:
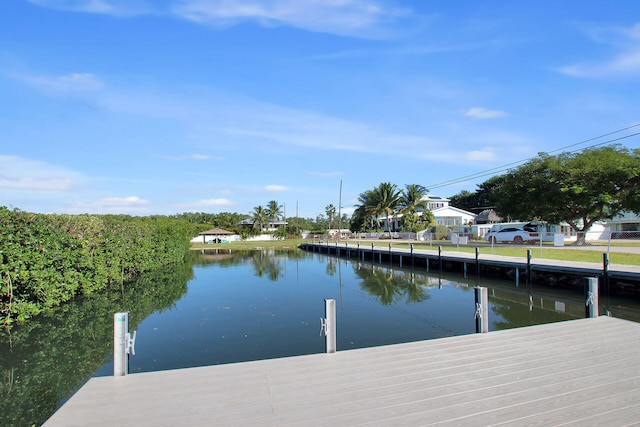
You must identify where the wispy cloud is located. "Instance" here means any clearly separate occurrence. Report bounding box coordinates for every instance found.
[559,23,640,78]
[65,196,151,214]
[463,149,497,161]
[25,0,150,16]
[265,184,289,192]
[0,155,83,191]
[462,107,506,119]
[11,72,104,95]
[27,0,414,38]
[172,0,412,38]
[195,198,234,206]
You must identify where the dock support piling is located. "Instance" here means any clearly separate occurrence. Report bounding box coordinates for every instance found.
[585,277,599,318]
[114,312,129,376]
[474,287,489,333]
[322,299,337,353]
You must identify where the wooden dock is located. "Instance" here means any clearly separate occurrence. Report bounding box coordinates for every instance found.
[299,242,640,293]
[44,316,640,426]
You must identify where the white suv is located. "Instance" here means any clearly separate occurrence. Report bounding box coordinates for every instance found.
[485,227,531,244]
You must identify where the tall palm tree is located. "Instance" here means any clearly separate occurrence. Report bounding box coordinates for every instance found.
[325,204,336,230]
[355,189,377,230]
[265,200,282,223]
[372,182,402,233]
[251,206,267,232]
[400,184,428,214]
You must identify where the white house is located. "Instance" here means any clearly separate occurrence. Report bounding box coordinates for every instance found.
[431,206,475,227]
[379,195,475,231]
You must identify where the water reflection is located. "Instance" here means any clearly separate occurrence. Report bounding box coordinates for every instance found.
[2,249,639,426]
[0,262,194,427]
[354,265,431,305]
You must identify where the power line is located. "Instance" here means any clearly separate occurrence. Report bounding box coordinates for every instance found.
[425,123,640,192]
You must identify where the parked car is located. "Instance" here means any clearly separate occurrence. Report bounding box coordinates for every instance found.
[485,227,531,244]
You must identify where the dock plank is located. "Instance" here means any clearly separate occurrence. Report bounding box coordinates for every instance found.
[43,316,640,426]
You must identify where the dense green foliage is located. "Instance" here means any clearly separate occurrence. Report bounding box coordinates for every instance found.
[173,211,248,232]
[0,208,198,325]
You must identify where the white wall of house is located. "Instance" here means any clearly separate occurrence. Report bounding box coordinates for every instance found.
[431,206,475,227]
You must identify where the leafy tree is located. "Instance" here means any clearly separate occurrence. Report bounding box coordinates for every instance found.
[491,145,640,244]
[448,190,480,211]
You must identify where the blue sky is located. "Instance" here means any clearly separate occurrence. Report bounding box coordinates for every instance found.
[1,0,639,218]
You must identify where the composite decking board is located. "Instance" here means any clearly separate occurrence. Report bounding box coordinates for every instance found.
[270,356,640,425]
[266,346,640,410]
[554,401,640,427]
[299,374,640,427]
[43,316,640,426]
[483,390,640,427]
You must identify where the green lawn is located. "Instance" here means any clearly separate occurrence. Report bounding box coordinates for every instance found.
[191,239,640,266]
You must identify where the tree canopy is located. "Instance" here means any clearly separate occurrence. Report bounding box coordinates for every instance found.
[490,145,640,243]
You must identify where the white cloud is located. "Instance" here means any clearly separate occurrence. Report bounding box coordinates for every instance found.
[0,155,82,191]
[559,23,640,78]
[25,0,150,16]
[265,184,289,192]
[65,196,152,214]
[172,0,409,37]
[13,72,104,95]
[462,107,506,120]
[560,50,640,78]
[27,0,414,38]
[463,149,497,162]
[196,198,234,206]
[98,196,149,207]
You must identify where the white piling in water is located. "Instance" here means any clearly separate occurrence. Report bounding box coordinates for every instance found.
[320,299,337,353]
[114,312,129,376]
[474,287,489,333]
[585,277,599,318]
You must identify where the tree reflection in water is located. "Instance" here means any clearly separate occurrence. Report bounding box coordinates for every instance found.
[0,263,194,427]
[354,265,431,305]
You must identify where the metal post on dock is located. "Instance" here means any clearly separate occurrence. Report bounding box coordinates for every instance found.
[526,250,532,285]
[320,299,336,353]
[114,312,136,376]
[585,277,599,318]
[475,247,480,277]
[603,253,610,314]
[474,287,489,333]
[410,244,414,268]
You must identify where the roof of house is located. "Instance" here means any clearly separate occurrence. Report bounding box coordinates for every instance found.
[198,228,234,235]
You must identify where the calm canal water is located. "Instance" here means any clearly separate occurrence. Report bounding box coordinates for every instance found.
[2,248,639,426]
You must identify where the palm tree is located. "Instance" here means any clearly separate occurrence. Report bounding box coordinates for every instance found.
[372,182,402,233]
[400,184,428,215]
[354,189,377,230]
[251,206,267,232]
[265,200,282,222]
[325,204,336,231]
